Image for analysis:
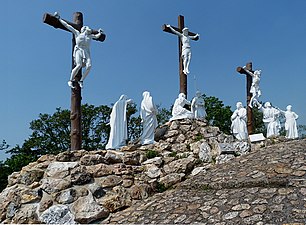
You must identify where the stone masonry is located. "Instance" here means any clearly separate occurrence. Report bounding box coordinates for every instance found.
[0,119,305,224]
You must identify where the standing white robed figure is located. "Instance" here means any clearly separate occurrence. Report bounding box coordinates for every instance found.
[191,91,207,119]
[279,105,299,139]
[106,95,133,150]
[170,93,194,121]
[231,102,248,140]
[140,91,158,145]
[54,12,105,89]
[243,67,262,108]
[166,24,199,75]
[258,102,281,138]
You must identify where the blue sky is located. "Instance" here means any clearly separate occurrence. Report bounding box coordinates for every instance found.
[1,0,305,161]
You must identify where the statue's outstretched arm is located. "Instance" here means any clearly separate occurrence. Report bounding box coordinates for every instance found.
[243,67,254,77]
[190,33,200,40]
[59,19,79,36]
[92,28,105,39]
[54,13,79,36]
[166,24,182,37]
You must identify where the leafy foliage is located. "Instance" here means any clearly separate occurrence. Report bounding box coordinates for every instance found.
[253,107,265,134]
[203,94,233,134]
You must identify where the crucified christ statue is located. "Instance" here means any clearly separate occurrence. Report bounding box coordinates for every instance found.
[54,12,104,89]
[166,24,199,75]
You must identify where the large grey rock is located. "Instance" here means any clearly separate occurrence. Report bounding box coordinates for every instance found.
[80,154,107,165]
[55,188,77,204]
[159,173,185,188]
[70,166,93,185]
[145,164,162,179]
[71,193,109,223]
[40,178,71,194]
[105,150,124,163]
[123,151,141,165]
[100,186,132,212]
[8,169,44,186]
[40,204,76,224]
[143,157,163,167]
[97,175,122,188]
[129,184,152,200]
[45,162,78,178]
[88,183,106,198]
[11,203,39,224]
[163,157,196,174]
[86,163,114,177]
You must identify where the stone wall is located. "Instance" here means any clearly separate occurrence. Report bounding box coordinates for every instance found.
[1,118,278,224]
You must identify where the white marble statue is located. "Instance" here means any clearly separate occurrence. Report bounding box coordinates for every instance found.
[191,91,207,119]
[258,102,281,138]
[243,66,262,108]
[106,95,133,150]
[166,24,199,75]
[54,12,105,89]
[231,102,248,140]
[140,91,158,145]
[279,105,299,139]
[170,93,194,121]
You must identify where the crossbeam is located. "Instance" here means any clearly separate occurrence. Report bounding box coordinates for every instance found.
[43,13,106,42]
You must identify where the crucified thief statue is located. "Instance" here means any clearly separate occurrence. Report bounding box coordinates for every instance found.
[166,25,199,75]
[243,66,262,108]
[54,12,105,89]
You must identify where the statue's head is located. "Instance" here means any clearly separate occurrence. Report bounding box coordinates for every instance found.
[81,26,91,34]
[119,94,127,101]
[286,105,292,111]
[142,91,150,98]
[236,102,243,109]
[182,27,189,35]
[179,93,186,99]
[264,102,271,108]
[254,70,261,76]
[196,91,202,97]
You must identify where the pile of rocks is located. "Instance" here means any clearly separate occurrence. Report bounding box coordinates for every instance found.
[0,119,250,224]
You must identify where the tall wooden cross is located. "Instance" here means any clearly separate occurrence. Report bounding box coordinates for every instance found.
[162,15,199,98]
[236,62,254,134]
[43,12,106,151]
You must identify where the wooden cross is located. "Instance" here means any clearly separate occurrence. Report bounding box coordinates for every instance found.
[236,62,254,135]
[162,15,199,98]
[43,12,106,151]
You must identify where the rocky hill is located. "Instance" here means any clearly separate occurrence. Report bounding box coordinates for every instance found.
[0,119,305,224]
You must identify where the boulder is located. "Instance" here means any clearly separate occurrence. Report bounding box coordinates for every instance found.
[71,193,109,223]
[40,204,76,224]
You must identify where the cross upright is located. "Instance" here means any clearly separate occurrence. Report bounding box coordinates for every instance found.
[43,12,106,151]
[162,15,199,98]
[236,62,254,135]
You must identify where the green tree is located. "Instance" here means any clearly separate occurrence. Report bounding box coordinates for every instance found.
[156,105,172,125]
[203,94,233,134]
[253,107,265,134]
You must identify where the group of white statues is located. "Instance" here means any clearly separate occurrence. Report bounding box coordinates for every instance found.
[53,12,300,146]
[106,91,207,150]
[106,92,159,150]
[231,101,299,140]
[231,65,299,140]
[170,91,206,121]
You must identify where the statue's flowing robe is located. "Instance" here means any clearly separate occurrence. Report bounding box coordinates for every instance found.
[231,108,248,140]
[284,111,299,139]
[140,92,158,145]
[170,93,194,121]
[106,95,130,150]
